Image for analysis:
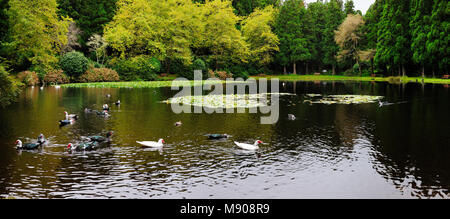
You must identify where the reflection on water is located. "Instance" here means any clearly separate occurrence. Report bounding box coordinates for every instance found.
[0,81,448,198]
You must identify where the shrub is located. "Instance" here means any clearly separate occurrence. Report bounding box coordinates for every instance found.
[112,56,161,81]
[17,71,39,86]
[208,70,233,80]
[179,58,208,80]
[43,70,70,85]
[78,68,120,83]
[59,51,89,78]
[0,65,22,107]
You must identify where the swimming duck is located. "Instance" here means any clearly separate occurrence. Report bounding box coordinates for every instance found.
[59,118,75,126]
[115,100,121,106]
[37,134,47,145]
[15,139,41,150]
[207,134,230,140]
[288,114,296,120]
[67,141,99,152]
[174,121,182,127]
[96,110,110,117]
[84,108,95,113]
[64,111,78,120]
[103,104,110,111]
[136,139,165,148]
[234,140,263,150]
[87,131,114,143]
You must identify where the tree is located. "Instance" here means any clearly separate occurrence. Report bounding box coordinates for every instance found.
[0,64,21,108]
[426,0,449,76]
[344,0,355,15]
[57,0,118,53]
[275,0,310,74]
[335,14,365,76]
[232,0,280,16]
[104,0,202,72]
[410,0,433,77]
[7,0,72,74]
[375,0,411,76]
[201,0,249,70]
[241,5,279,67]
[86,34,107,65]
[322,0,345,75]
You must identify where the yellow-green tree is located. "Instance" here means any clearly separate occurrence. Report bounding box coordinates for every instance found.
[104,0,201,68]
[201,0,249,70]
[241,5,279,66]
[7,0,71,74]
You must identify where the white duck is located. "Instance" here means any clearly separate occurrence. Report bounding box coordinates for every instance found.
[64,111,78,120]
[136,139,165,148]
[234,140,263,150]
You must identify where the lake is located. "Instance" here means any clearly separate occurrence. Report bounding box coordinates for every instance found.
[0,80,448,198]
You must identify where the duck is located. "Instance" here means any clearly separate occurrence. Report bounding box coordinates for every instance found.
[207,134,230,140]
[174,121,182,127]
[64,111,78,120]
[67,141,100,152]
[37,134,47,145]
[84,108,95,113]
[96,110,110,117]
[59,118,75,126]
[103,104,110,111]
[234,140,263,150]
[287,114,296,120]
[106,94,111,98]
[378,100,394,107]
[15,139,42,150]
[115,100,121,106]
[136,139,165,148]
[87,131,114,143]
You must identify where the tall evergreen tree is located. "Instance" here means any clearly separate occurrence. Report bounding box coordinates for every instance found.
[410,0,433,77]
[344,0,355,15]
[274,0,310,74]
[322,0,345,75]
[375,0,411,76]
[426,0,449,76]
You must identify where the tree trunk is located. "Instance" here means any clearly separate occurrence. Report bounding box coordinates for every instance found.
[166,60,171,74]
[422,65,425,78]
[358,60,362,77]
[402,65,406,77]
[332,63,336,76]
[283,66,287,75]
[371,59,374,76]
[293,62,297,75]
[306,63,309,75]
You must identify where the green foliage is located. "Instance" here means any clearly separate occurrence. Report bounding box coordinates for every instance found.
[232,0,280,16]
[274,0,311,73]
[242,6,279,67]
[60,51,89,78]
[7,0,72,73]
[0,65,21,108]
[111,56,161,81]
[57,0,117,53]
[375,0,411,76]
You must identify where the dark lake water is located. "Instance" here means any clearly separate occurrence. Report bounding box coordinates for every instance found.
[0,81,449,199]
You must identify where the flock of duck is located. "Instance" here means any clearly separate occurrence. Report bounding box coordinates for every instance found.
[14,95,264,153]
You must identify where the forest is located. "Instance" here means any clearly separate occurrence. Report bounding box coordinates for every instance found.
[0,0,448,104]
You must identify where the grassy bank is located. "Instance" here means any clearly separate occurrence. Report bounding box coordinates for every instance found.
[58,74,450,88]
[251,74,450,84]
[59,79,249,88]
